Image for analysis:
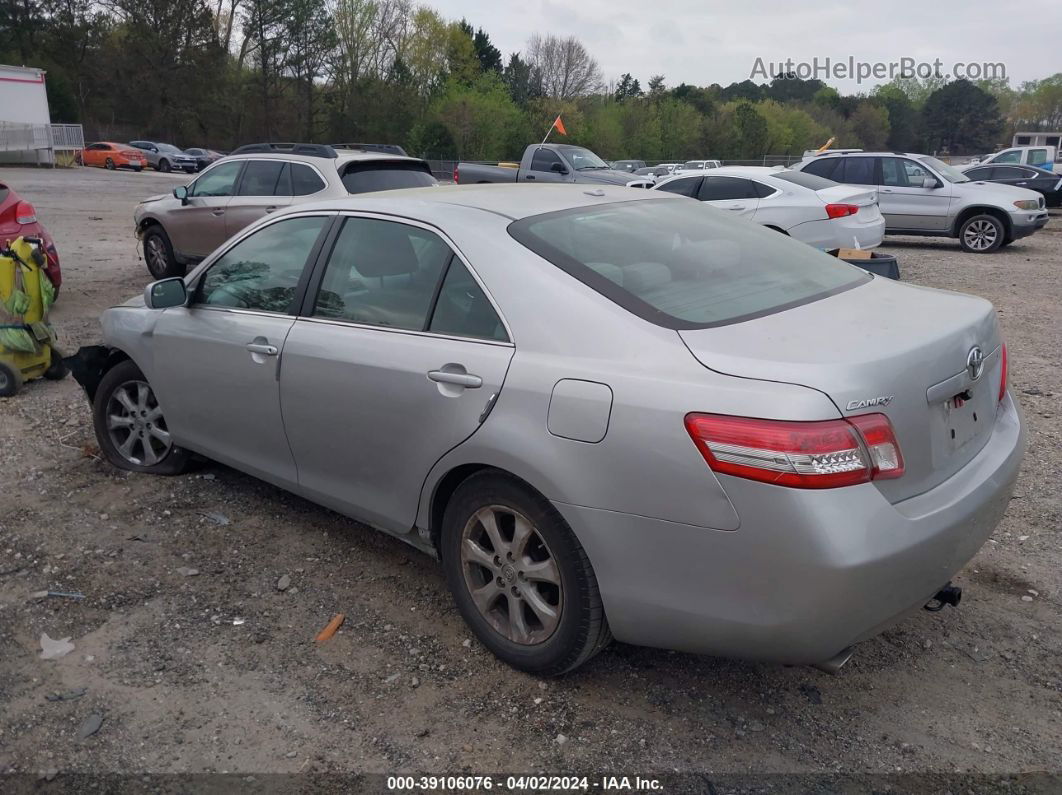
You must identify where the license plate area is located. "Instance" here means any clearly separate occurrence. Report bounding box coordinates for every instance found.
[941,393,985,453]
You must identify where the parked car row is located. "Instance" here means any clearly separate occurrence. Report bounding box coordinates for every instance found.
[79,141,223,173]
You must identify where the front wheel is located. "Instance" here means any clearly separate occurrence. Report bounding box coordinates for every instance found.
[92,360,190,475]
[0,362,22,397]
[142,226,183,279]
[105,158,115,170]
[158,159,171,173]
[959,214,1004,253]
[441,472,611,675]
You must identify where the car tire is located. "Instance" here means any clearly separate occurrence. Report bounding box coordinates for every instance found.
[133,166,143,173]
[43,347,68,381]
[0,361,22,397]
[158,159,171,173]
[142,226,184,279]
[440,471,611,675]
[92,360,190,475]
[105,158,115,170]
[959,214,1005,253]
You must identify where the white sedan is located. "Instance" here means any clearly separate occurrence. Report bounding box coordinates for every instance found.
[653,167,885,251]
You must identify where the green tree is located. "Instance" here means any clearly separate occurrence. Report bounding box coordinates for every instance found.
[613,73,641,102]
[734,102,768,157]
[848,102,891,150]
[922,79,1004,153]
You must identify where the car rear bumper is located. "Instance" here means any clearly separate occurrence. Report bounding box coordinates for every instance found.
[789,216,885,250]
[555,393,1024,665]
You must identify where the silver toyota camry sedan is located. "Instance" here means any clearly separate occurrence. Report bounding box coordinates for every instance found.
[71,184,1025,675]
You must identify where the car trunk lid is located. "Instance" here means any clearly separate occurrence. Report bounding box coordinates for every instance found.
[678,277,1003,502]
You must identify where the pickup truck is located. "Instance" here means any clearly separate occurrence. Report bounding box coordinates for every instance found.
[972,145,1061,174]
[455,144,652,187]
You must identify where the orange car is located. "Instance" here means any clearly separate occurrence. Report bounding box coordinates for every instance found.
[79,142,147,171]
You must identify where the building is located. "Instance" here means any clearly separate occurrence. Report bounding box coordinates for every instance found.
[0,64,54,164]
[1012,131,1062,149]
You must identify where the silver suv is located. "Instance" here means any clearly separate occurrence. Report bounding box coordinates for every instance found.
[792,152,1049,252]
[135,143,437,278]
[129,141,199,173]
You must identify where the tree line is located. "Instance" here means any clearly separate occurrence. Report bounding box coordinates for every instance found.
[2,0,1060,160]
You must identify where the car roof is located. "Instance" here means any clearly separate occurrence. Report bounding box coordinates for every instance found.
[217,151,425,166]
[288,183,684,221]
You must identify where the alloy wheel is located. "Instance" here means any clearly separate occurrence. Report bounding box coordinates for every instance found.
[105,158,115,170]
[145,235,168,276]
[105,380,172,466]
[964,219,998,251]
[460,505,563,645]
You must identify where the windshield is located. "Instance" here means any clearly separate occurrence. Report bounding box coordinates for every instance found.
[918,156,969,183]
[157,144,183,154]
[561,147,609,170]
[683,161,703,170]
[508,198,867,330]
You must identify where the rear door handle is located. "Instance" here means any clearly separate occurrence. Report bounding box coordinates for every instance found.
[246,342,278,356]
[264,206,278,213]
[211,209,225,216]
[728,204,745,211]
[428,370,482,388]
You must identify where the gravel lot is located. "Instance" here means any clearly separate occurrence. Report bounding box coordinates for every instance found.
[1,167,1059,787]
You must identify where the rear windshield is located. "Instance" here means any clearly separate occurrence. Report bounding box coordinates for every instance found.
[508,198,868,329]
[341,161,437,193]
[774,170,837,190]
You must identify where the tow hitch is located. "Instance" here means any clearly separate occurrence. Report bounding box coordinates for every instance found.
[924,582,962,612]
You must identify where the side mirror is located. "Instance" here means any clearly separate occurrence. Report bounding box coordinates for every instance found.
[922,176,942,189]
[173,185,189,205]
[550,162,569,175]
[144,278,187,309]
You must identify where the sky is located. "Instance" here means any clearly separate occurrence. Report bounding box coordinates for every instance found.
[431,0,1061,94]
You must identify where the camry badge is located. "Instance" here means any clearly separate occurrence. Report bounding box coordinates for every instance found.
[846,396,893,411]
[967,346,985,381]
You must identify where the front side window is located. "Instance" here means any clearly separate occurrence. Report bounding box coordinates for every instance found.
[190,161,243,197]
[238,160,285,196]
[312,218,451,331]
[993,150,1021,164]
[196,216,327,311]
[531,148,564,172]
[509,198,867,329]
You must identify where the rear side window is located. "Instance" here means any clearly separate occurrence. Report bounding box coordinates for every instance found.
[312,218,451,330]
[1028,148,1049,166]
[965,167,991,180]
[656,177,701,197]
[428,260,507,341]
[802,158,840,179]
[508,198,867,330]
[698,177,755,201]
[239,160,285,195]
[840,157,875,185]
[292,163,326,195]
[993,166,1025,179]
[341,161,436,193]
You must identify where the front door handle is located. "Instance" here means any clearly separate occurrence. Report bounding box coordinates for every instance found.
[211,209,225,216]
[728,204,745,211]
[246,342,278,356]
[428,370,482,388]
[264,206,277,213]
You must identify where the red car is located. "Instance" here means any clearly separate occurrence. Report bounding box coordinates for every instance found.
[0,181,61,294]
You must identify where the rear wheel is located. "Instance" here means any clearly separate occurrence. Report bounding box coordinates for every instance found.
[0,362,22,397]
[92,360,189,475]
[133,166,143,172]
[142,226,183,279]
[959,214,1004,253]
[105,157,115,170]
[441,471,611,675]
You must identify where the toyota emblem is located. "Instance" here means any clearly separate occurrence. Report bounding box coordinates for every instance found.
[967,346,985,381]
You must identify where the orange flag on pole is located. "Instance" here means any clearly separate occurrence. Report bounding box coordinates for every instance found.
[554,115,567,136]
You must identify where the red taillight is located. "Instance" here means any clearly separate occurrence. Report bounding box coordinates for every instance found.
[998,343,1008,402]
[15,200,36,224]
[453,165,459,183]
[825,203,859,219]
[684,412,904,489]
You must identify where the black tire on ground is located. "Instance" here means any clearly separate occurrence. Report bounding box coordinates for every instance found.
[43,347,69,381]
[959,213,1005,253]
[105,158,115,170]
[158,159,171,173]
[440,471,612,676]
[133,166,143,172]
[999,237,1014,248]
[92,359,190,475]
[142,225,184,279]
[0,361,22,397]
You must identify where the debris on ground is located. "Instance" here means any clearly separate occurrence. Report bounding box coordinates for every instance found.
[45,688,88,702]
[77,713,104,740]
[276,574,291,592]
[314,613,345,643]
[201,512,230,526]
[39,633,75,660]
[176,567,199,577]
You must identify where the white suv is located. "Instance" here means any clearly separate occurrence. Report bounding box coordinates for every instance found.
[793,152,1049,253]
